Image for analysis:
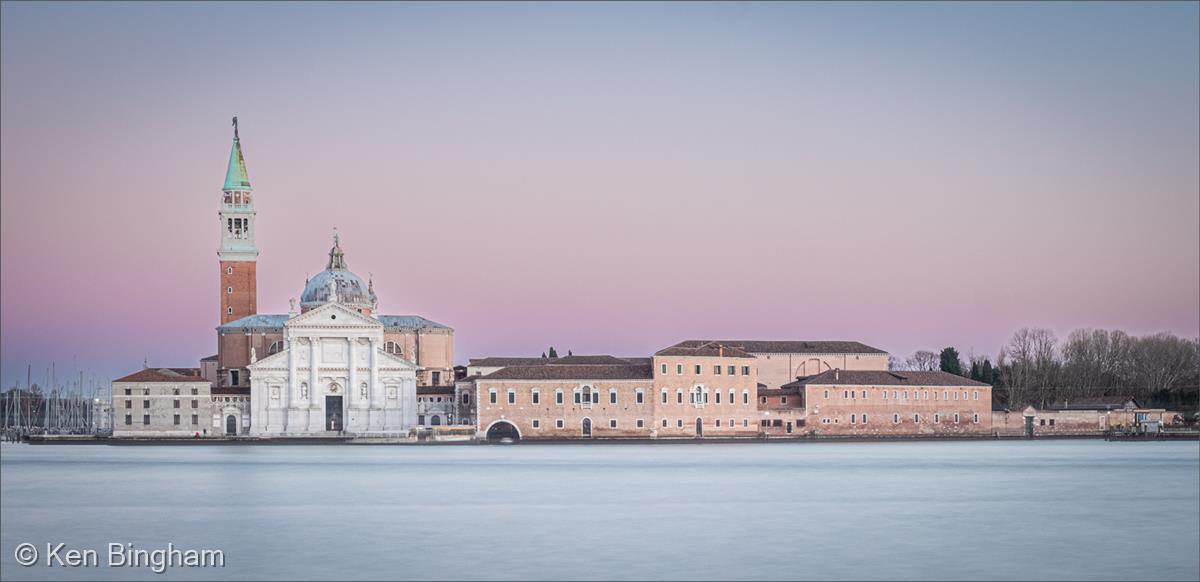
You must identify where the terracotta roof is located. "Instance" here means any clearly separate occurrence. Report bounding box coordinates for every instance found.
[669,340,886,355]
[468,357,553,367]
[784,370,989,388]
[758,385,803,395]
[655,342,755,359]
[1047,397,1140,411]
[212,387,249,396]
[417,386,455,395]
[480,363,653,381]
[114,368,205,383]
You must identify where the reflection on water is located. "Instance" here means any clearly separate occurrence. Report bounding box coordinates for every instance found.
[1,440,1197,581]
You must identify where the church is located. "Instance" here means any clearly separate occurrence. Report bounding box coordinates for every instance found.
[113,120,455,437]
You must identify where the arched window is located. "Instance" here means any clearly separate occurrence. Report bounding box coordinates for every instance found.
[384,341,402,356]
[268,341,284,355]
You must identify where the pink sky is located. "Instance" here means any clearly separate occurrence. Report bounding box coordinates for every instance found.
[2,3,1197,387]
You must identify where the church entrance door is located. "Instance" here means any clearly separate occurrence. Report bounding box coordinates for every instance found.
[225,415,237,436]
[325,395,344,432]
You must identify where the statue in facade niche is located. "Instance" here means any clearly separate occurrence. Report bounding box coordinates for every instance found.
[250,347,257,364]
[327,278,338,303]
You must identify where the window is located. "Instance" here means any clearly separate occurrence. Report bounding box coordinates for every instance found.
[661,363,668,374]
[191,388,198,395]
[676,364,683,375]
[743,419,749,427]
[862,414,869,424]
[844,390,850,399]
[384,341,402,356]
[934,414,940,423]
[636,419,644,428]
[944,390,948,400]
[432,371,441,385]
[462,393,470,405]
[227,287,233,294]
[173,399,180,408]
[609,419,617,429]
[142,415,150,425]
[662,419,668,428]
[742,366,750,375]
[934,391,939,400]
[556,389,563,405]
[716,419,721,427]
[862,390,868,399]
[226,266,233,275]
[191,414,198,425]
[143,400,150,409]
[973,391,979,401]
[173,414,181,425]
[824,390,829,399]
[781,396,787,405]
[743,390,749,404]
[661,389,668,404]
[716,391,722,404]
[636,389,644,404]
[850,414,856,424]
[676,419,683,428]
[609,389,617,405]
[924,390,929,400]
[173,388,180,396]
[1040,419,1046,426]
[489,390,497,404]
[556,419,564,429]
[124,414,132,425]
[728,389,734,404]
[902,391,908,400]
[883,390,888,400]
[677,390,683,404]
[532,419,541,429]
[532,390,540,405]
[760,396,767,405]
[973,414,979,423]
[1048,418,1055,426]
[893,413,900,424]
[714,365,722,375]
[913,413,919,423]
[227,307,233,315]
[125,400,131,409]
[124,388,131,396]
[954,413,960,424]
[507,390,515,405]
[728,365,735,375]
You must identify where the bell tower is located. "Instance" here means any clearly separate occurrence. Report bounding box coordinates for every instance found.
[218,117,259,324]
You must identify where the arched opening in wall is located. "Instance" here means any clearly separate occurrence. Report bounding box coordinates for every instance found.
[384,341,403,357]
[486,421,520,442]
[581,417,592,438]
[695,417,703,437]
[268,341,283,355]
[431,415,441,426]
[225,415,237,436]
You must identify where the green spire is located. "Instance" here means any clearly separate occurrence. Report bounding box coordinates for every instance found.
[223,117,252,191]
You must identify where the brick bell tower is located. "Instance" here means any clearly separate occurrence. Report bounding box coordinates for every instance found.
[218,117,258,325]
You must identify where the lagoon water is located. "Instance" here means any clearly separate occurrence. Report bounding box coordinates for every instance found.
[1,440,1197,581]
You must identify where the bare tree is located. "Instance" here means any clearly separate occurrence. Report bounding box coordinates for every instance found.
[1129,333,1199,399]
[998,327,1059,407]
[905,351,939,371]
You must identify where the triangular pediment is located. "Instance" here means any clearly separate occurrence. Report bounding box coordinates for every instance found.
[376,349,419,370]
[285,302,383,330]
[248,348,289,371]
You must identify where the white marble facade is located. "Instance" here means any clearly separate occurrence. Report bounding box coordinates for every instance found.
[248,301,417,436]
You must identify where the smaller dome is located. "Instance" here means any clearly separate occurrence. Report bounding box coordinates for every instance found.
[299,234,376,312]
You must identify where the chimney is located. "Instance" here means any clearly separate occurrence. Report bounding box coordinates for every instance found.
[719,345,724,357]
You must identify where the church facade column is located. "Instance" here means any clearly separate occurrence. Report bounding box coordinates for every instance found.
[308,336,319,408]
[348,337,360,409]
[285,339,295,410]
[368,338,379,408]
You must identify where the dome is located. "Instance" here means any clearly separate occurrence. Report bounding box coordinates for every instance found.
[299,234,377,312]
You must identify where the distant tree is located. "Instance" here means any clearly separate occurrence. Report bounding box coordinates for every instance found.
[906,351,939,371]
[981,359,994,385]
[548,347,558,358]
[887,355,903,371]
[940,347,964,376]
[969,360,981,381]
[541,352,547,359]
[568,350,573,356]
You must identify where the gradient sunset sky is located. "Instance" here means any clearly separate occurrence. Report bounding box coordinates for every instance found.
[2,2,1197,388]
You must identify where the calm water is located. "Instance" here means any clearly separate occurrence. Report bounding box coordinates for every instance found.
[1,440,1197,581]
